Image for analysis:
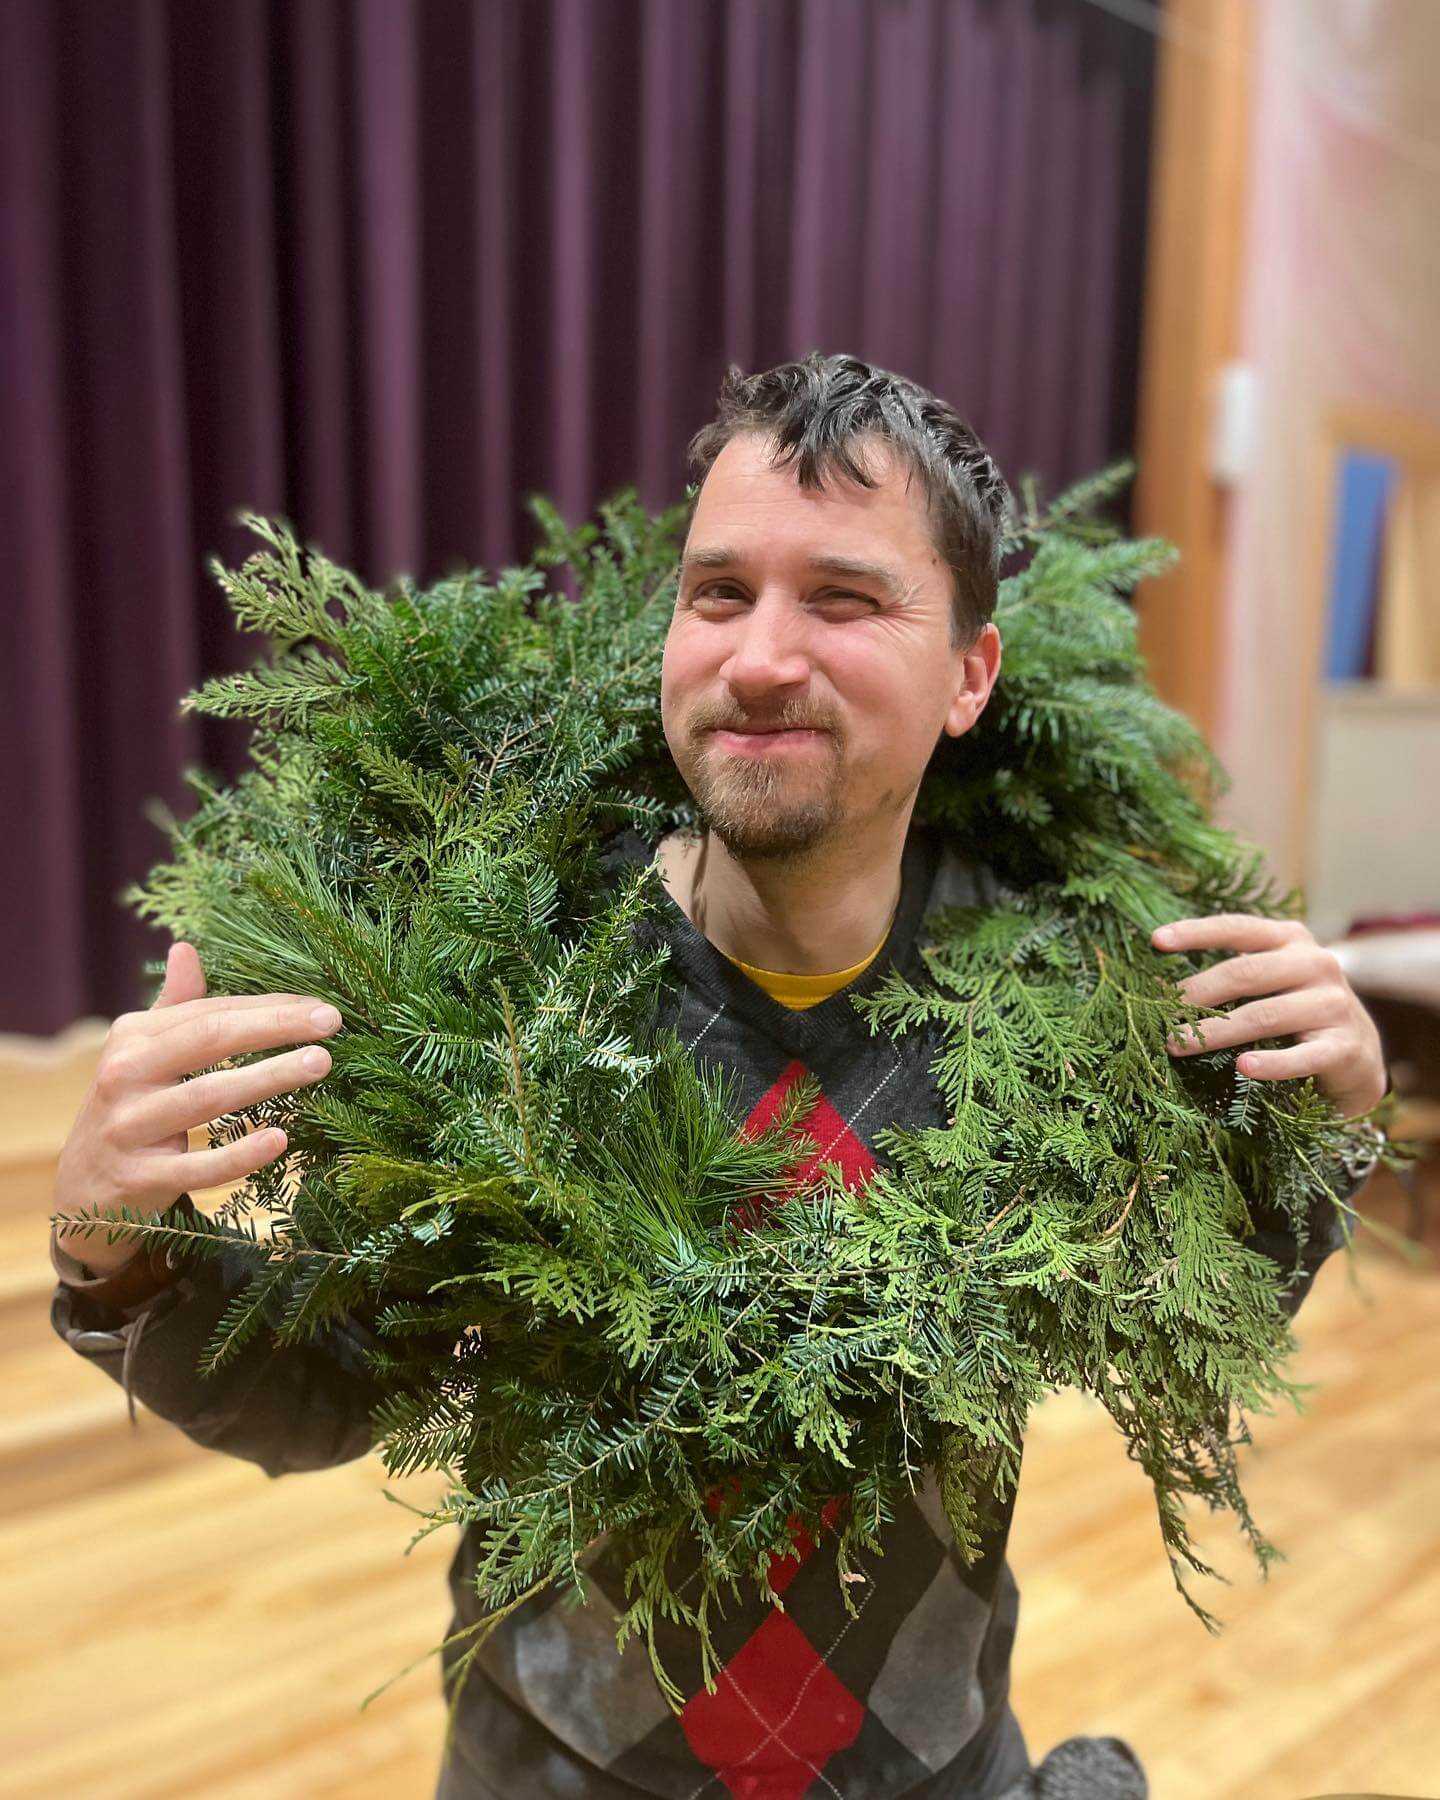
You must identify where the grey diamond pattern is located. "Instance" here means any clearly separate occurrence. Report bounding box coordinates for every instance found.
[865,1558,990,1770]
[484,1582,674,1766]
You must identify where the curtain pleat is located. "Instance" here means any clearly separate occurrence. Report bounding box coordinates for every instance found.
[637,0,716,502]
[862,0,943,374]
[355,0,422,579]
[284,0,355,557]
[472,1,520,570]
[720,3,764,366]
[931,5,1001,436]
[548,0,599,528]
[0,0,1154,1032]
[64,0,199,1012]
[2,0,88,1023]
[790,1,874,353]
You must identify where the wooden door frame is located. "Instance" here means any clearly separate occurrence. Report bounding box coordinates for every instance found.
[1131,0,1254,740]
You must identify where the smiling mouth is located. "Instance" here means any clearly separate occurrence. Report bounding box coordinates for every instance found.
[709,726,829,753]
[711,724,826,736]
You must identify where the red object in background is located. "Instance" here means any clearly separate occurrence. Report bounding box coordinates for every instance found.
[1346,912,1440,936]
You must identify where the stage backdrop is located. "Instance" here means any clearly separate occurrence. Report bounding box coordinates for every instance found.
[1,0,1155,1035]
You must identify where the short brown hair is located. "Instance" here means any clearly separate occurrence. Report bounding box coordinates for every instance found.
[685,351,1012,647]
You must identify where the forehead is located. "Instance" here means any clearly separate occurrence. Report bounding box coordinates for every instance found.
[685,432,938,566]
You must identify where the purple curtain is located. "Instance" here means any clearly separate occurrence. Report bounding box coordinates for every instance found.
[0,0,1154,1034]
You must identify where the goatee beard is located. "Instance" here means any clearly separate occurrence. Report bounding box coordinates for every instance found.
[688,740,845,864]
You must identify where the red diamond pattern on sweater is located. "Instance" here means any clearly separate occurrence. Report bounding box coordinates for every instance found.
[699,1488,846,1599]
[732,1058,878,1231]
[765,1494,848,1598]
[679,1606,866,1799]
[681,1063,872,1794]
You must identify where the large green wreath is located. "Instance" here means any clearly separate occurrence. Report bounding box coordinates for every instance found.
[84,464,1390,1723]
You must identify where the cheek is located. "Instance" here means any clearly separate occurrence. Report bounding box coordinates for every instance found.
[659,639,685,712]
[663,625,724,705]
[660,634,706,736]
[830,646,928,739]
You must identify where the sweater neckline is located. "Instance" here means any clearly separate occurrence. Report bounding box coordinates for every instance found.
[606,822,941,1058]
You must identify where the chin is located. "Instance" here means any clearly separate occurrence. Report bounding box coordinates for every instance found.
[696,781,847,861]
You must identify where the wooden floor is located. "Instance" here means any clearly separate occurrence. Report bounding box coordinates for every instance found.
[4,1026,1438,1799]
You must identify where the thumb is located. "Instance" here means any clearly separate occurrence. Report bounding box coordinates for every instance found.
[154,940,207,1009]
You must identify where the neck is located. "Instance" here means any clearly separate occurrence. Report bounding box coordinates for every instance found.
[657,816,909,974]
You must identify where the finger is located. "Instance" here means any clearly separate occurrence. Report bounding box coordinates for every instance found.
[115,991,320,1046]
[154,942,207,1009]
[1166,990,1341,1056]
[1153,915,1306,956]
[132,1000,344,1084]
[144,991,321,1038]
[1233,1041,1340,1082]
[1175,946,1326,1008]
[146,1125,290,1193]
[118,1044,334,1145]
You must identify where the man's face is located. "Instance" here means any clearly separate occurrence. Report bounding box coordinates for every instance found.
[661,431,1000,862]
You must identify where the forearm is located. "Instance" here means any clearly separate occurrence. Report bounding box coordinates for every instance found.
[50,1236,396,1476]
[51,1245,376,1468]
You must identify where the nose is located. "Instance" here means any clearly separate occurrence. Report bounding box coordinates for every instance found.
[720,592,813,704]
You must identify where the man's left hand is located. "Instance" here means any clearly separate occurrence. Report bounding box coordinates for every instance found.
[1153,914,1387,1121]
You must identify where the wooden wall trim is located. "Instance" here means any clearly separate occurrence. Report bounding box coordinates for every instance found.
[1132,0,1254,739]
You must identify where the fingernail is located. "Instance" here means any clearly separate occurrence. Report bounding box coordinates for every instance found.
[301,1046,331,1073]
[1154,927,1175,948]
[310,1005,341,1032]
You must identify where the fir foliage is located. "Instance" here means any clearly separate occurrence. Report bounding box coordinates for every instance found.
[62,470,1395,1738]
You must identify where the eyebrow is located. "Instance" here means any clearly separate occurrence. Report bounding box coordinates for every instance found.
[679,546,912,600]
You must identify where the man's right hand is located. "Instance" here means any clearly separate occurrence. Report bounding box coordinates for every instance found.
[51,941,342,1276]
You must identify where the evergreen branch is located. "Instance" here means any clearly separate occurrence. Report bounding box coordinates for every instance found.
[127,484,1394,1697]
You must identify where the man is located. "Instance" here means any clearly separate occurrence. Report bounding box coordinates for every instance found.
[50,353,1385,1797]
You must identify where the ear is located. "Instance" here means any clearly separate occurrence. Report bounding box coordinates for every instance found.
[942,622,1002,739]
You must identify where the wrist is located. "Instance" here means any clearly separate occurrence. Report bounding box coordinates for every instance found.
[51,1217,150,1278]
[1339,1066,1389,1121]
[50,1195,202,1309]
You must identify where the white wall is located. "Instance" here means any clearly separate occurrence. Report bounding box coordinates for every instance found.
[1219,1,1440,899]
[1306,685,1440,939]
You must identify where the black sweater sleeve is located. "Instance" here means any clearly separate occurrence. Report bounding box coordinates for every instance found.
[1245,1139,1379,1322]
[50,1241,400,1478]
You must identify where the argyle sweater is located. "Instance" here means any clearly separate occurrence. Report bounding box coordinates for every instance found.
[51,819,1359,1800]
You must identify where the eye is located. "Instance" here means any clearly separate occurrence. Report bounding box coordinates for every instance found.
[692,584,878,611]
